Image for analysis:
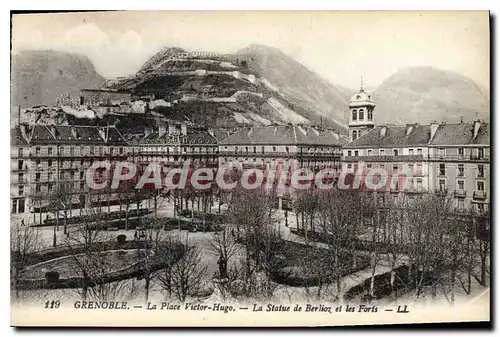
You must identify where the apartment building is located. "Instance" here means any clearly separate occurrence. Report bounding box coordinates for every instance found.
[343,121,490,212]
[129,123,218,174]
[10,124,128,221]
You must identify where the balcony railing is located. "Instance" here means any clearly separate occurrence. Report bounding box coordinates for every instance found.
[343,155,424,162]
[454,189,466,198]
[435,188,448,195]
[430,154,490,162]
[473,191,487,200]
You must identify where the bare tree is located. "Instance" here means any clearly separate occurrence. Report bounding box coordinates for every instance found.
[159,237,208,302]
[208,227,240,280]
[10,221,43,300]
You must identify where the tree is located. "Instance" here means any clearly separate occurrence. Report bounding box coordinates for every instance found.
[208,227,240,280]
[159,236,208,302]
[64,192,116,301]
[10,221,42,300]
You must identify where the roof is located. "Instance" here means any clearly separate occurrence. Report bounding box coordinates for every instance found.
[429,122,490,146]
[139,126,217,145]
[27,125,127,145]
[219,125,345,147]
[349,89,376,108]
[345,121,490,148]
[11,127,28,146]
[344,124,431,148]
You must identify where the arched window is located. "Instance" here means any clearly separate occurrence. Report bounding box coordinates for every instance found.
[368,109,373,121]
[359,109,364,120]
[352,110,357,121]
[352,130,358,141]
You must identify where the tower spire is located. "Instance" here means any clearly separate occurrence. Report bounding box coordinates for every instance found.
[360,76,364,92]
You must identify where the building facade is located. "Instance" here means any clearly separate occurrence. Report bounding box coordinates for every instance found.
[10,124,129,222]
[343,120,490,213]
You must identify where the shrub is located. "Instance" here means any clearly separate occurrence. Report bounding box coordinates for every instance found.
[117,234,127,245]
[45,271,60,283]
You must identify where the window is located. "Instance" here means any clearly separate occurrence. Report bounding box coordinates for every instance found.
[48,147,53,155]
[380,149,385,155]
[48,183,54,193]
[48,159,53,167]
[417,178,423,191]
[352,110,357,121]
[35,173,40,182]
[36,185,41,193]
[18,160,23,170]
[393,164,398,173]
[261,147,264,154]
[477,181,484,191]
[18,173,23,183]
[393,149,399,156]
[19,185,24,196]
[417,148,422,155]
[11,200,17,214]
[119,147,123,155]
[359,109,364,120]
[478,148,484,159]
[478,165,484,178]
[416,163,423,175]
[80,172,84,180]
[35,147,40,155]
[367,149,372,156]
[456,180,464,191]
[347,164,352,169]
[439,179,446,192]
[354,150,359,157]
[367,163,372,168]
[245,146,248,153]
[36,159,40,166]
[347,150,352,156]
[253,146,256,153]
[477,203,485,212]
[458,164,464,177]
[457,199,464,210]
[285,146,289,153]
[409,149,414,155]
[439,164,446,176]
[90,147,94,155]
[48,172,53,181]
[272,146,276,152]
[70,147,74,156]
[380,164,385,169]
[352,130,358,141]
[18,148,23,157]
[368,109,373,120]
[458,148,464,157]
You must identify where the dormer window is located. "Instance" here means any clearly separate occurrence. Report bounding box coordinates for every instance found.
[359,109,364,120]
[352,110,357,121]
[356,95,361,99]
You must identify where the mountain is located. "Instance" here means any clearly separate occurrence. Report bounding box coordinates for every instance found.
[236,44,349,129]
[11,50,105,108]
[107,45,348,132]
[372,66,490,125]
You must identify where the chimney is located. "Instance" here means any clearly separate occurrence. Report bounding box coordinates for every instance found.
[430,121,440,140]
[405,123,414,136]
[19,124,27,141]
[168,124,177,135]
[473,120,481,139]
[380,126,387,137]
[181,123,187,136]
[158,124,166,138]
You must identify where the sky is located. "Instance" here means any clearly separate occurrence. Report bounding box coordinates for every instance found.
[11,11,490,90]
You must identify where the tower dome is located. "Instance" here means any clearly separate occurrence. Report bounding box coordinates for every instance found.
[348,78,376,142]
